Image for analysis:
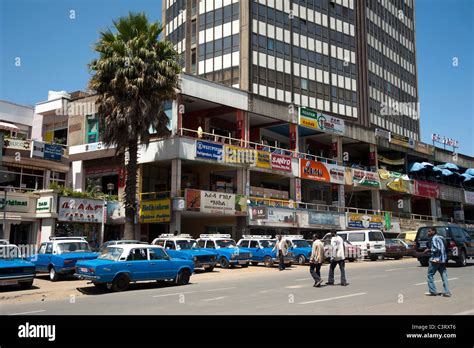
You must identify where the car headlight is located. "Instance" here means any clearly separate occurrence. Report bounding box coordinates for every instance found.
[249,253,253,258]
[231,254,236,259]
[193,257,198,262]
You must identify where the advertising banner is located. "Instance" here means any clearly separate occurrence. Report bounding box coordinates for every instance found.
[438,184,463,202]
[44,144,63,161]
[413,180,439,199]
[295,178,302,202]
[378,169,412,193]
[106,201,126,224]
[464,191,474,205]
[299,107,345,135]
[377,155,405,166]
[0,196,34,213]
[390,133,415,148]
[347,213,383,229]
[300,159,345,184]
[271,154,292,172]
[250,206,268,220]
[255,151,271,169]
[36,197,52,213]
[351,169,381,188]
[4,138,31,151]
[139,199,171,223]
[308,211,342,227]
[32,141,45,158]
[185,189,247,216]
[266,208,297,224]
[195,140,223,161]
[58,197,104,223]
[223,145,256,165]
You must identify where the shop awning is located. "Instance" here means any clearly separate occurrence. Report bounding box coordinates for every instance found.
[0,121,20,132]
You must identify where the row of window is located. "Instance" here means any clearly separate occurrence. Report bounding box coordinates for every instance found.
[0,166,66,191]
[198,3,240,31]
[198,34,240,61]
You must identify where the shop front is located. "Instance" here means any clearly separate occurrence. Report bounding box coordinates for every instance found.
[0,192,38,245]
[138,195,171,242]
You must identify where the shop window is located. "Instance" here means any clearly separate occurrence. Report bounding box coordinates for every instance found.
[86,114,99,144]
[50,171,66,187]
[0,165,44,191]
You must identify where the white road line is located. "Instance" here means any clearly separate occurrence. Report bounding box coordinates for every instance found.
[298,292,367,305]
[295,278,311,282]
[9,310,46,316]
[152,287,236,298]
[285,285,304,289]
[386,267,419,272]
[453,309,474,315]
[201,296,226,302]
[414,278,458,286]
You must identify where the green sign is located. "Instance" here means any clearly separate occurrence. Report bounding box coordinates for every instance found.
[0,198,28,210]
[384,212,391,230]
[36,197,52,213]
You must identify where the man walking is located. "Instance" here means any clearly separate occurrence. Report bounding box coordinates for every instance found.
[309,234,324,287]
[326,230,348,286]
[273,235,288,271]
[424,228,451,297]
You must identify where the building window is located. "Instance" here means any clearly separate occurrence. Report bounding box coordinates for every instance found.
[0,166,44,191]
[86,114,99,144]
[301,78,308,90]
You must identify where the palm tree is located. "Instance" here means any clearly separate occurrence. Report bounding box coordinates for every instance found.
[89,12,181,239]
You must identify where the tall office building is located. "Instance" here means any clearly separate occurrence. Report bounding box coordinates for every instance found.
[163,0,419,139]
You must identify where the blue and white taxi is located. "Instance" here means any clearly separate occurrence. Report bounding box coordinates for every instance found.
[29,237,99,281]
[0,244,35,289]
[152,234,217,272]
[237,235,293,268]
[75,244,194,292]
[197,234,252,268]
[284,235,312,265]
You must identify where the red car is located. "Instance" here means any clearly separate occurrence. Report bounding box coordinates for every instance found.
[383,239,407,259]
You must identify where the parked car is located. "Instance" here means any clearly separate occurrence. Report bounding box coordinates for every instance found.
[197,234,251,268]
[75,244,194,292]
[415,225,474,267]
[396,231,417,242]
[237,235,293,268]
[394,238,416,257]
[29,237,99,281]
[99,240,148,252]
[383,239,407,259]
[151,234,217,272]
[466,228,474,239]
[321,235,362,262]
[0,244,35,289]
[283,235,312,265]
[323,230,386,261]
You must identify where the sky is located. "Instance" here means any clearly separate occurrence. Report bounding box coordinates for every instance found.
[0,0,473,156]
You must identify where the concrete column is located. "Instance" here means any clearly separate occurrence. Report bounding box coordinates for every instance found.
[236,168,249,195]
[170,159,182,234]
[331,135,343,161]
[39,218,55,244]
[171,98,182,136]
[338,185,345,208]
[429,198,440,221]
[235,217,248,241]
[371,190,381,211]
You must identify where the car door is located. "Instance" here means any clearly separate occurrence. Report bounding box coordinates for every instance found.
[126,248,149,281]
[39,243,53,271]
[249,241,263,261]
[148,248,174,279]
[462,229,474,255]
[34,243,47,271]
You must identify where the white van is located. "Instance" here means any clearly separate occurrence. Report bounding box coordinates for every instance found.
[324,230,386,261]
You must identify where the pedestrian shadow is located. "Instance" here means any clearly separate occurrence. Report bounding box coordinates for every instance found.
[0,284,40,293]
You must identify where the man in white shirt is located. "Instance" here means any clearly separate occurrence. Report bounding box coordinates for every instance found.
[272,235,288,271]
[326,230,348,286]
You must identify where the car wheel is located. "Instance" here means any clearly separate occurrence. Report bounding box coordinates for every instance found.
[111,274,130,292]
[251,261,259,266]
[419,259,429,267]
[219,257,230,269]
[370,256,378,261]
[264,256,274,268]
[93,282,108,290]
[49,267,59,282]
[175,268,191,285]
[204,265,215,272]
[456,250,467,267]
[241,263,249,268]
[395,256,402,260]
[348,258,355,262]
[19,280,33,289]
[298,255,306,265]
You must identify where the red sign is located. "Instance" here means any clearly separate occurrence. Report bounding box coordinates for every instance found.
[414,180,439,198]
[271,154,292,172]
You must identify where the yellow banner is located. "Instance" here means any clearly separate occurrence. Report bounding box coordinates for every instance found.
[255,151,271,169]
[139,199,171,223]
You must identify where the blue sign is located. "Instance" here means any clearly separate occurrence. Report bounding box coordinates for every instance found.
[44,144,63,161]
[195,141,223,161]
[308,212,341,226]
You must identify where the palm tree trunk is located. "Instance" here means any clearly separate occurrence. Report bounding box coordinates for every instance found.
[124,139,138,240]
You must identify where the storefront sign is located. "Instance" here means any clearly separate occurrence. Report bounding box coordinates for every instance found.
[3,138,31,151]
[390,134,414,148]
[375,128,391,141]
[106,201,125,224]
[84,142,107,152]
[308,211,342,227]
[431,133,459,148]
[31,141,45,158]
[384,212,392,230]
[44,144,63,161]
[351,169,381,188]
[139,199,171,223]
[347,213,383,229]
[255,151,271,169]
[298,107,345,135]
[266,208,297,224]
[295,178,302,202]
[271,154,292,172]
[58,197,104,223]
[36,197,52,213]
[438,184,463,202]
[250,206,268,220]
[195,141,223,161]
[413,181,439,199]
[464,191,474,205]
[223,145,256,165]
[378,169,412,193]
[185,189,246,216]
[300,159,345,184]
[0,197,32,213]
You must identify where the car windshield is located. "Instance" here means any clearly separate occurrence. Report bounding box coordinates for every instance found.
[98,247,123,261]
[417,227,448,240]
[368,232,384,241]
[175,240,199,250]
[57,242,91,254]
[0,246,20,259]
[291,240,310,248]
[215,240,237,248]
[259,240,276,248]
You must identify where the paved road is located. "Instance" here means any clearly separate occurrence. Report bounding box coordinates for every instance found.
[1,258,473,315]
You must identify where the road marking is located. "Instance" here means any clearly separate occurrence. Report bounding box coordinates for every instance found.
[202,296,226,302]
[298,292,367,305]
[413,278,458,286]
[453,309,474,315]
[386,267,419,272]
[152,287,236,298]
[285,285,304,289]
[295,278,311,282]
[9,310,46,315]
